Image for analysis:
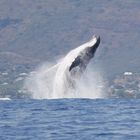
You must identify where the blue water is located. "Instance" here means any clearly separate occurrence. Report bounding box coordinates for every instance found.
[0,99,140,140]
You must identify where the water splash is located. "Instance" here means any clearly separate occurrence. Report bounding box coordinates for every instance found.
[24,63,106,99]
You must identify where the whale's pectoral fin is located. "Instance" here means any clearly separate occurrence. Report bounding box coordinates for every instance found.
[69,56,81,71]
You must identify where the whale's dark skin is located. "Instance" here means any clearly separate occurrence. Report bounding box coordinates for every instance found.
[69,36,100,73]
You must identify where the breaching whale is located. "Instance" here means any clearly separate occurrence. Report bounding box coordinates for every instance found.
[53,35,101,97]
[24,35,101,99]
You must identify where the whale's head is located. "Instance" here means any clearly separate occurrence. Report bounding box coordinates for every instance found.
[83,35,100,59]
[69,35,100,73]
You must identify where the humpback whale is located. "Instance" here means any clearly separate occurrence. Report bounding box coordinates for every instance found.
[53,35,101,97]
[24,35,101,99]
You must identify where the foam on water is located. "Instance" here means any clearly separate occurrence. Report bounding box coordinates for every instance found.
[24,36,106,99]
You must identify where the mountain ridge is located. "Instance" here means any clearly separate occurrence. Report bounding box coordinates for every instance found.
[0,0,140,79]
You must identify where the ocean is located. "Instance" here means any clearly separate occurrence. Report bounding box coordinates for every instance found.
[0,99,140,140]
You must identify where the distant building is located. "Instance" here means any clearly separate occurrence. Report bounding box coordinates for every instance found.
[124,72,133,75]
[1,82,8,85]
[19,73,27,76]
[2,72,8,76]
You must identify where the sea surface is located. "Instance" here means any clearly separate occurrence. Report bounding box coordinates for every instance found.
[0,99,140,140]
